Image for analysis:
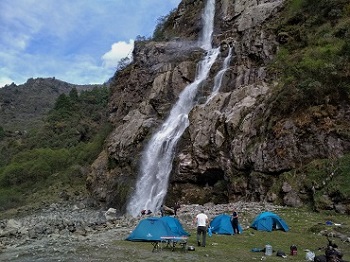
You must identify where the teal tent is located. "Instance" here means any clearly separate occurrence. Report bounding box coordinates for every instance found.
[250,212,289,232]
[160,216,190,236]
[126,216,189,242]
[209,214,243,235]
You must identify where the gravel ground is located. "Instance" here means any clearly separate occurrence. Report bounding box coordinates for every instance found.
[0,201,283,261]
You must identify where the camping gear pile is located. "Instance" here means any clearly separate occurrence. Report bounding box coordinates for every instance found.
[277,250,287,258]
[314,237,347,262]
[306,250,316,261]
[265,244,273,256]
[187,245,195,251]
[290,244,297,255]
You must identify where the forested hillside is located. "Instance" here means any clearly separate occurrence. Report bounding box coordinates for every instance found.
[0,83,111,212]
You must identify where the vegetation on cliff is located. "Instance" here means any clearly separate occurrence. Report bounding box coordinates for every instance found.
[265,0,350,210]
[0,86,112,211]
[269,0,350,114]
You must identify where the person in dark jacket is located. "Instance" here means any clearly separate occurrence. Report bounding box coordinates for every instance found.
[174,201,180,216]
[231,208,239,234]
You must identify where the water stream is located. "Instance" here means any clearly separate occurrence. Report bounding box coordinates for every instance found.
[206,46,233,103]
[127,0,218,217]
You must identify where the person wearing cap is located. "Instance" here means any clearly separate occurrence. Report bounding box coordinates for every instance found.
[193,210,209,247]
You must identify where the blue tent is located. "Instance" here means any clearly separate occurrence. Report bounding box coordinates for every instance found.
[209,214,243,235]
[250,212,289,232]
[126,217,189,242]
[160,216,190,236]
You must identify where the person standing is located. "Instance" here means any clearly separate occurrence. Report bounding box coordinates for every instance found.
[193,210,209,247]
[174,201,180,216]
[160,205,164,217]
[231,208,239,234]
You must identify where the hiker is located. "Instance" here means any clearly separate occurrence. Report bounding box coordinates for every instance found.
[193,210,209,247]
[174,201,180,216]
[160,205,164,217]
[231,208,239,234]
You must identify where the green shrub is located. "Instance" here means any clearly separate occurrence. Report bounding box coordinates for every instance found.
[153,8,177,41]
[298,155,350,209]
[0,163,30,186]
[336,154,350,196]
[55,164,87,187]
[268,0,350,117]
[0,126,4,140]
[0,189,23,211]
[289,0,304,12]
[0,85,111,211]
[70,123,112,164]
[0,148,72,187]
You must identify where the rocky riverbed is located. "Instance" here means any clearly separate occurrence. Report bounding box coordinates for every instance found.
[0,201,286,261]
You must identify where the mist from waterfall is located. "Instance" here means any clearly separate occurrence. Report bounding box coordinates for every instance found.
[206,46,233,103]
[126,0,218,217]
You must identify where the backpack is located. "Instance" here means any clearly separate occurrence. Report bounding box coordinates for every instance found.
[326,248,343,262]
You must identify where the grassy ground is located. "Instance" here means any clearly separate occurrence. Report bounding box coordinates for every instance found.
[5,206,349,262]
[113,208,350,262]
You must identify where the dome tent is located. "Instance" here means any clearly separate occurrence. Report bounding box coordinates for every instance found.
[209,214,243,235]
[159,216,190,237]
[126,216,189,242]
[250,211,289,232]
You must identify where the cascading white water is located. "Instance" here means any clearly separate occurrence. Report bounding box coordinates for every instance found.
[127,0,218,217]
[200,0,216,50]
[206,46,233,103]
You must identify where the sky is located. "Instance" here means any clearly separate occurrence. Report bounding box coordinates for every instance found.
[0,0,181,87]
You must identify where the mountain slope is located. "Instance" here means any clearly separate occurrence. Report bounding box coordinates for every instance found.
[0,77,100,131]
[0,78,111,211]
[85,0,350,214]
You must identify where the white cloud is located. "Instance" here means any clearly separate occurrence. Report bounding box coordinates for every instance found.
[102,40,134,69]
[0,0,181,85]
[0,76,14,88]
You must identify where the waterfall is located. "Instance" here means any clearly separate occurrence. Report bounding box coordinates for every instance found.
[206,46,233,103]
[127,0,218,217]
[200,0,215,50]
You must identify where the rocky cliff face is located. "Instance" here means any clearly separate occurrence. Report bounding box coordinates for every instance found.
[87,0,350,213]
